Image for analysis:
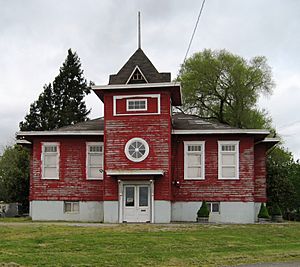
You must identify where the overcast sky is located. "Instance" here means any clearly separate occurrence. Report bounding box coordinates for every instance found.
[1,0,300,160]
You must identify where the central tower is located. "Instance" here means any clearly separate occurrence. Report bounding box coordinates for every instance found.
[93,47,181,223]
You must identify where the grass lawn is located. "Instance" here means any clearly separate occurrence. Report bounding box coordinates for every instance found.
[0,221,300,267]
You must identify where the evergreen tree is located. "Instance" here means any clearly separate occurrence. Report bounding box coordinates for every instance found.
[19,49,90,131]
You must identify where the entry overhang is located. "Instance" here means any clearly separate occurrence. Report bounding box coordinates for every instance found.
[106,170,164,176]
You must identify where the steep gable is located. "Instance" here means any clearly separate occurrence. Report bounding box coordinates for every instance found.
[109,48,171,84]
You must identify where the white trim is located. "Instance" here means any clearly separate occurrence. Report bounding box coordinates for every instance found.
[218,141,239,180]
[16,139,32,145]
[113,94,160,116]
[125,65,149,84]
[126,98,148,111]
[86,142,104,180]
[184,141,205,180]
[106,170,164,176]
[172,129,270,135]
[41,142,60,180]
[124,137,149,163]
[92,82,181,90]
[17,130,103,136]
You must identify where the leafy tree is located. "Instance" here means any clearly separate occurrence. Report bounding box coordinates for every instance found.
[0,145,30,212]
[20,49,91,131]
[266,146,297,216]
[177,49,274,129]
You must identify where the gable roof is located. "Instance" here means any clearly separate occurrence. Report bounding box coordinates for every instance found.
[17,114,271,141]
[109,48,171,84]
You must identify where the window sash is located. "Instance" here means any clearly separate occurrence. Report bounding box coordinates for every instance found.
[184,142,205,179]
[42,143,59,179]
[126,99,147,111]
[218,141,239,179]
[87,143,103,179]
[64,201,79,213]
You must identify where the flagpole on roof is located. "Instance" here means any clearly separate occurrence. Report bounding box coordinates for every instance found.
[138,11,141,49]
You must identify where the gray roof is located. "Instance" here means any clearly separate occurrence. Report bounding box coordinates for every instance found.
[109,48,171,84]
[54,114,234,132]
[172,113,234,130]
[55,118,104,131]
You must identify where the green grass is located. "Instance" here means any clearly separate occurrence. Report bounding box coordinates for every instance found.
[0,222,300,267]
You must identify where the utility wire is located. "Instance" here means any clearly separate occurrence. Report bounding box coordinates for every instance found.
[183,0,206,64]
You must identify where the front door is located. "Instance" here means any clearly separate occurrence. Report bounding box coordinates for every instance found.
[123,185,150,223]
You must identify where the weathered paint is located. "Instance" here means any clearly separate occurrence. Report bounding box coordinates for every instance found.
[30,136,104,201]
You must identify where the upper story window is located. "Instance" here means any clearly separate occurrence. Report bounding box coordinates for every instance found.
[126,99,147,111]
[218,141,239,180]
[42,142,59,179]
[86,142,104,180]
[184,141,205,180]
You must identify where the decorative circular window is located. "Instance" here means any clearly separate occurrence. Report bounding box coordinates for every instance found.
[125,138,149,162]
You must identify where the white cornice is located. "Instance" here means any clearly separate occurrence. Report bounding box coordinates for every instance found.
[106,170,164,176]
[17,130,104,136]
[172,129,270,135]
[92,82,181,90]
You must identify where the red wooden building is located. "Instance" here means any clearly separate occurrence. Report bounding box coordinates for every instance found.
[18,48,278,223]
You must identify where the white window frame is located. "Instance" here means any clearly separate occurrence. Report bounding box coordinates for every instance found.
[126,98,148,111]
[124,137,149,163]
[86,142,104,180]
[184,141,205,180]
[41,142,59,180]
[64,201,79,214]
[113,94,161,116]
[218,141,239,180]
[207,202,220,213]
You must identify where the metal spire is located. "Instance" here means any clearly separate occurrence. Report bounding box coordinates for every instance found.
[138,11,141,49]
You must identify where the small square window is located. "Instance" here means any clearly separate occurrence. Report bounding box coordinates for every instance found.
[207,202,220,213]
[64,201,79,213]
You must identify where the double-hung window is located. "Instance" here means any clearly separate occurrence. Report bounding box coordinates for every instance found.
[218,141,239,179]
[86,142,104,180]
[184,141,205,180]
[42,143,59,179]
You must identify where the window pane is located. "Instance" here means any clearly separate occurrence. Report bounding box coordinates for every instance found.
[139,186,148,207]
[125,187,135,207]
[222,166,236,178]
[44,146,57,153]
[221,145,235,152]
[188,167,201,178]
[222,154,235,165]
[73,202,79,213]
[212,203,220,212]
[44,167,57,178]
[64,202,72,213]
[89,145,102,153]
[188,154,201,166]
[188,145,201,152]
[89,154,102,166]
[44,155,57,165]
[89,167,102,178]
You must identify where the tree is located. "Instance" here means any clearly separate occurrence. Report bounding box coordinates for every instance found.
[20,49,91,131]
[0,145,30,212]
[177,49,274,129]
[266,146,297,216]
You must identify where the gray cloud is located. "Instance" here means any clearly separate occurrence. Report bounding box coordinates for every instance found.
[0,0,299,159]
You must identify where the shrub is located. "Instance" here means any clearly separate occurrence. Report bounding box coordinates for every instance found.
[272,203,282,216]
[258,203,270,219]
[197,201,210,217]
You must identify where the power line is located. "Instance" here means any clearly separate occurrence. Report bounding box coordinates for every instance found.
[183,0,206,64]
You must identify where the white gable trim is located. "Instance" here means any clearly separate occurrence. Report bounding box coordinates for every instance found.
[125,65,149,84]
[92,82,181,90]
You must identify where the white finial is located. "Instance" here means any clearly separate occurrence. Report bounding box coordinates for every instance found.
[138,11,141,49]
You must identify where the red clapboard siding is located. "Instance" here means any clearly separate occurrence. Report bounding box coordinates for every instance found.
[254,143,267,202]
[103,89,172,201]
[115,96,159,115]
[30,136,104,201]
[171,135,257,202]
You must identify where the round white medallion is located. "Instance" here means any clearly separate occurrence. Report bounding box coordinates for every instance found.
[124,138,149,162]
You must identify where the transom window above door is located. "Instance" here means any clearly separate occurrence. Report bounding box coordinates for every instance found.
[125,138,149,162]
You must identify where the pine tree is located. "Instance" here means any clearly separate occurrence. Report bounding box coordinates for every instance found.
[19,49,90,131]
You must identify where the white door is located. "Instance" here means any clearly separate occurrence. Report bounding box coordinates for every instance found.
[123,185,150,223]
